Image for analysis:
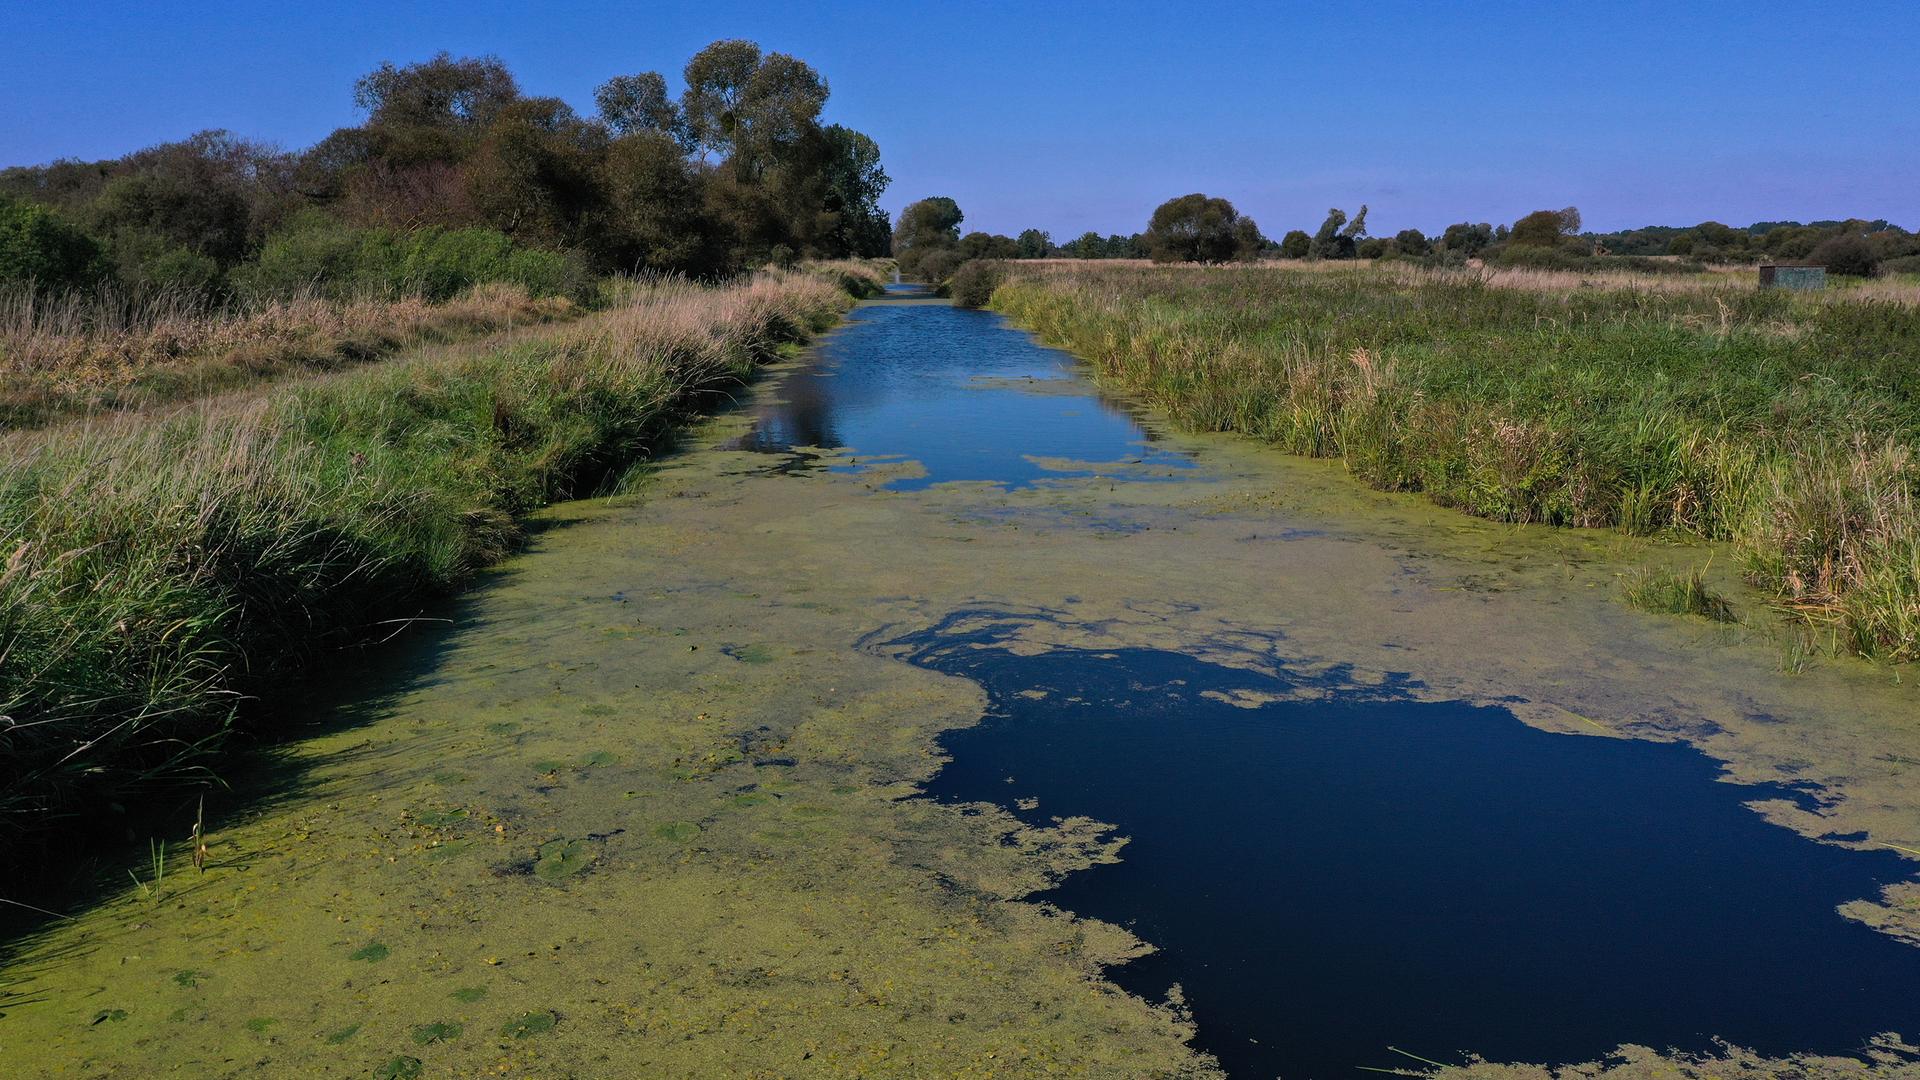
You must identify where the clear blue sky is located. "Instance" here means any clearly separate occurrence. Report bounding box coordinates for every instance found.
[4,1,1915,238]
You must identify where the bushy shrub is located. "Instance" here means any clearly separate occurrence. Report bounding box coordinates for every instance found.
[1492,244,1704,275]
[1810,233,1881,278]
[237,221,593,302]
[104,226,225,293]
[948,259,1006,308]
[915,246,965,287]
[0,195,107,291]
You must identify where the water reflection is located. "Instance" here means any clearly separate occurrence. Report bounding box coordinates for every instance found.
[730,298,1191,490]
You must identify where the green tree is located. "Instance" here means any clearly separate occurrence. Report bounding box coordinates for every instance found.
[1439,222,1492,255]
[1810,232,1881,277]
[0,195,106,291]
[599,131,722,274]
[817,125,890,257]
[892,196,963,278]
[1280,229,1310,258]
[1309,208,1351,259]
[1144,193,1261,263]
[1016,228,1051,259]
[680,41,828,177]
[1393,228,1430,256]
[594,72,685,144]
[1511,207,1581,247]
[353,53,519,167]
[463,98,607,248]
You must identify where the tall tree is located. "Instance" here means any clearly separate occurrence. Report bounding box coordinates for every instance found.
[594,72,685,145]
[892,196,963,278]
[1144,193,1262,263]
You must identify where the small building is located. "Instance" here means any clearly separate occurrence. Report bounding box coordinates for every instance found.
[1758,264,1826,291]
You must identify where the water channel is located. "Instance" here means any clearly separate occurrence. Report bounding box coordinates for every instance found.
[4,285,1915,1078]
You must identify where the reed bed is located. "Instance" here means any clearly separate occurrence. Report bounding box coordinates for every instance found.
[993,263,1920,661]
[0,283,582,428]
[0,265,873,852]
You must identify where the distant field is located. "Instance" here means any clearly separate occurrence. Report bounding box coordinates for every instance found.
[993,261,1920,661]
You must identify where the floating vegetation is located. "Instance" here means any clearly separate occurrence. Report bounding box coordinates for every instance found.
[170,970,208,988]
[424,839,475,862]
[724,643,777,664]
[323,1023,360,1045]
[413,808,469,827]
[410,1020,461,1045]
[377,1057,423,1080]
[532,759,567,775]
[501,1010,557,1039]
[244,1016,277,1033]
[578,750,618,767]
[449,987,487,1004]
[533,839,594,881]
[655,821,702,843]
[349,942,390,963]
[90,1008,127,1025]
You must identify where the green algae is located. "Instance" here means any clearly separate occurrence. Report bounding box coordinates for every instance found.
[4,298,1917,1079]
[501,1010,557,1039]
[324,1023,361,1044]
[654,821,702,843]
[449,986,487,1003]
[410,1020,461,1044]
[532,839,594,881]
[376,1057,423,1080]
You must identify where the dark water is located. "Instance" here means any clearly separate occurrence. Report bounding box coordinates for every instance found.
[906,615,1920,1079]
[729,285,1191,489]
[758,294,1920,1077]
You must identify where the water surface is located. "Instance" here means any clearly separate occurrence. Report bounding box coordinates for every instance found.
[730,289,1192,489]
[907,617,1920,1078]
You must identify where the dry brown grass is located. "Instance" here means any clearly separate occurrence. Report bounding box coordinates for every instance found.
[0,283,579,428]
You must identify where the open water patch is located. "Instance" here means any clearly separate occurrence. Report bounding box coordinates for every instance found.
[727,300,1192,489]
[900,612,1920,1079]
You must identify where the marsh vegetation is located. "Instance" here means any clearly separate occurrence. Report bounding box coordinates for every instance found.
[991,261,1920,660]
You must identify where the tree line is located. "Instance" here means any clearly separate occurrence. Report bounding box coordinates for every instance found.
[0,41,892,302]
[889,190,1915,279]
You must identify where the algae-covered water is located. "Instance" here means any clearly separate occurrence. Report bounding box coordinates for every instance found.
[3,290,1918,1078]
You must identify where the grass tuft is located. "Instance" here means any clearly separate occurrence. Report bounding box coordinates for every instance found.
[1621,567,1737,622]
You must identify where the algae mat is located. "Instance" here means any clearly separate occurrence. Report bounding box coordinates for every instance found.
[3,304,1918,1078]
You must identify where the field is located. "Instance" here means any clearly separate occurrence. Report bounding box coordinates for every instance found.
[991,261,1920,662]
[0,261,886,853]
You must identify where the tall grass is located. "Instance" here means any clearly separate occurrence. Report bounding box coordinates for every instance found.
[992,263,1920,661]
[0,281,582,428]
[0,265,875,852]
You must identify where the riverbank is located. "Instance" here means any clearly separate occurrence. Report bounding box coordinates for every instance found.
[0,262,885,858]
[990,262,1920,662]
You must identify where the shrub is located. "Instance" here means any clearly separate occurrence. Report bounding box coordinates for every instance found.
[237,222,594,302]
[1810,233,1881,278]
[0,196,107,291]
[948,260,1006,308]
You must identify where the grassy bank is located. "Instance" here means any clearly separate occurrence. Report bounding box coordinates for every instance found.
[992,263,1920,660]
[0,282,588,429]
[0,262,884,853]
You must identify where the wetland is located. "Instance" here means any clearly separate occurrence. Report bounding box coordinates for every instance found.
[4,284,1918,1078]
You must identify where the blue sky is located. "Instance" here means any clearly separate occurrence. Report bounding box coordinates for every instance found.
[4,1,1915,238]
